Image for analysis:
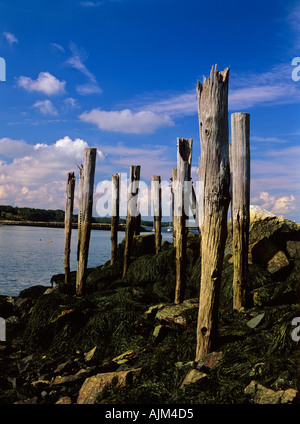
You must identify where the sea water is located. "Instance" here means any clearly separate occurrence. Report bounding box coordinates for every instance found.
[0,225,173,296]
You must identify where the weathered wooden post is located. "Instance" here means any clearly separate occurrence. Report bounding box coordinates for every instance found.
[174,138,193,305]
[123,165,141,277]
[231,112,250,310]
[195,66,231,361]
[152,175,162,254]
[76,148,97,296]
[110,173,120,266]
[171,168,177,244]
[64,172,76,284]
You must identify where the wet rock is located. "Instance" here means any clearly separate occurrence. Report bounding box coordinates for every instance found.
[155,298,198,327]
[286,240,300,260]
[244,380,298,404]
[19,285,49,300]
[0,296,15,318]
[179,369,209,389]
[77,369,139,404]
[152,325,170,343]
[246,313,265,329]
[51,368,89,386]
[267,250,290,275]
[84,346,97,362]
[55,396,72,404]
[196,351,223,373]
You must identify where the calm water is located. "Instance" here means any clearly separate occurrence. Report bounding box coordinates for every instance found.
[0,225,173,296]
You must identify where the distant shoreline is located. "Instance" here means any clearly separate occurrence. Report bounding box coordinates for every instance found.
[0,220,142,231]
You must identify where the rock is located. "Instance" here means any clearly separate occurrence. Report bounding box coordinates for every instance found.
[112,349,146,365]
[249,205,276,222]
[84,346,97,362]
[175,361,196,370]
[152,325,170,343]
[144,304,167,318]
[179,369,209,389]
[196,351,223,372]
[155,298,198,327]
[19,285,49,299]
[132,234,156,257]
[0,296,15,318]
[77,369,139,404]
[51,368,89,386]
[55,396,72,404]
[286,240,300,260]
[244,380,298,404]
[267,250,290,275]
[247,313,265,329]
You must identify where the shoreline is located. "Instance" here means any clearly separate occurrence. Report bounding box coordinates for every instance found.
[0,220,148,232]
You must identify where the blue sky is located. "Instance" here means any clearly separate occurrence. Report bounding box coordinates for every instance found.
[0,0,299,221]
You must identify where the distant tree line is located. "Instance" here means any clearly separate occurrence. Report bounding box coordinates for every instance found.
[0,205,168,227]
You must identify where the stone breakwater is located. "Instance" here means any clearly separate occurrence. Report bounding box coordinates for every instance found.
[0,207,299,404]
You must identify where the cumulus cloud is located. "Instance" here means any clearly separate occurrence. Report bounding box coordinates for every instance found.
[17,72,66,95]
[0,136,103,209]
[0,138,33,158]
[33,99,58,115]
[79,108,174,134]
[3,31,18,45]
[257,191,297,216]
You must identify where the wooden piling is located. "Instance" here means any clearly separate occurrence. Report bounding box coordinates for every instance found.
[231,112,250,310]
[110,173,120,266]
[76,148,97,296]
[174,138,193,305]
[171,168,177,244]
[195,66,231,361]
[123,165,141,277]
[64,172,76,284]
[152,175,162,254]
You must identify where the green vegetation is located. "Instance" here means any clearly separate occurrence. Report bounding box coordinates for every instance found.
[0,204,170,227]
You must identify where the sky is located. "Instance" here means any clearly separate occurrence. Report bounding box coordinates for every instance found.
[0,0,299,222]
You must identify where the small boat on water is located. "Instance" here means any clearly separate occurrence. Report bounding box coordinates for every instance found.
[167,226,173,232]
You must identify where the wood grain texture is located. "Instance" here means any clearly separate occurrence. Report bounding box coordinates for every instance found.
[76,148,97,296]
[195,66,231,361]
[64,172,76,284]
[231,113,250,310]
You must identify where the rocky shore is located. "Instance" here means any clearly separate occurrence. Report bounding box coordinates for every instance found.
[0,206,299,404]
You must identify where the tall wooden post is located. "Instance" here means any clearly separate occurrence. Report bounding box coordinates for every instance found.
[195,66,231,361]
[64,172,76,284]
[123,165,141,277]
[110,173,120,266]
[76,148,97,296]
[171,168,177,244]
[231,113,250,310]
[152,175,162,254]
[174,138,193,305]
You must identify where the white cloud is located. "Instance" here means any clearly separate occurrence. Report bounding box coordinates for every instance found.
[3,32,18,45]
[257,192,297,216]
[79,108,174,134]
[0,137,33,158]
[133,63,300,119]
[80,1,102,6]
[0,136,104,209]
[17,72,66,95]
[63,97,79,110]
[33,100,58,115]
[66,43,102,95]
[50,42,65,52]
